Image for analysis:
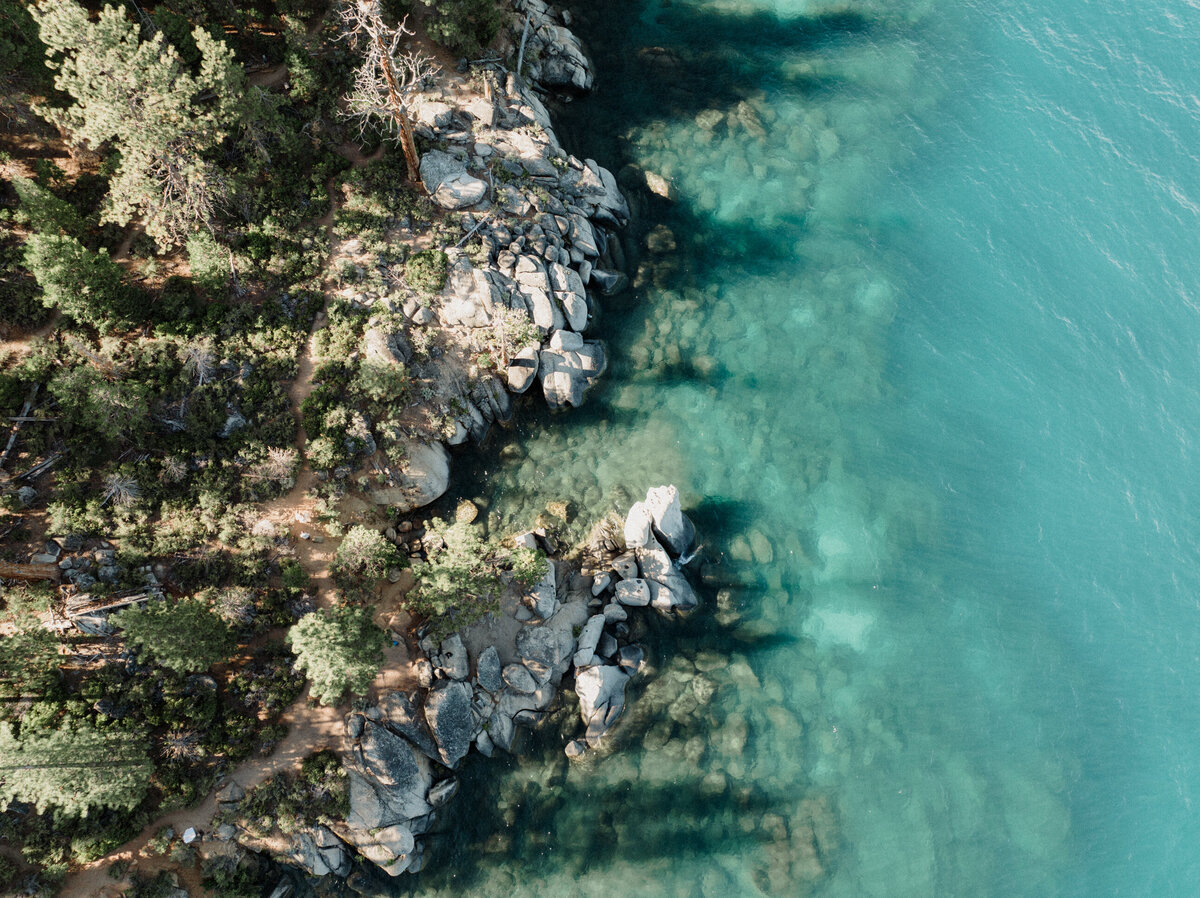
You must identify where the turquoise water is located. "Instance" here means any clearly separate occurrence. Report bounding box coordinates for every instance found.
[410,0,1200,895]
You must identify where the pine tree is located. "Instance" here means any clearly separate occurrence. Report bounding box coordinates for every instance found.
[0,719,152,816]
[113,597,236,673]
[11,175,83,236]
[30,1,249,247]
[23,232,143,330]
[287,605,386,705]
[49,363,151,445]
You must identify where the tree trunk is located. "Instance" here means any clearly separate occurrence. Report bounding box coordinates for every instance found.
[0,562,62,583]
[372,30,422,184]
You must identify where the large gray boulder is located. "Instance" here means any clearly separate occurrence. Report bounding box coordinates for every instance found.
[548,262,588,331]
[539,334,605,410]
[572,614,606,669]
[377,692,440,762]
[420,150,486,210]
[476,645,503,693]
[614,578,650,607]
[370,441,450,511]
[441,261,502,327]
[363,326,413,366]
[351,823,416,877]
[647,574,700,614]
[292,827,351,878]
[502,663,538,694]
[351,726,433,824]
[623,501,653,549]
[516,623,573,684]
[506,344,540,393]
[575,665,630,748]
[644,485,695,556]
[527,561,559,619]
[423,679,474,769]
[436,634,470,681]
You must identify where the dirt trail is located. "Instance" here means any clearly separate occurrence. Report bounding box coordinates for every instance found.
[66,687,346,897]
[63,142,417,897]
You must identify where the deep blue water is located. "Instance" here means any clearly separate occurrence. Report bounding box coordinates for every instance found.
[412,0,1200,895]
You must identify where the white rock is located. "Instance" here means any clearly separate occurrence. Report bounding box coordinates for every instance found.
[643,484,693,556]
[615,578,651,607]
[623,501,653,548]
[572,614,606,668]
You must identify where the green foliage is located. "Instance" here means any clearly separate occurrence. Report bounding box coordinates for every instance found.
[353,357,410,402]
[113,597,236,673]
[12,175,84,236]
[404,248,448,295]
[0,625,61,702]
[23,232,144,330]
[187,230,229,293]
[200,854,267,898]
[232,749,347,838]
[0,0,47,88]
[31,0,251,247]
[409,518,502,637]
[510,546,549,589]
[286,605,386,705]
[0,719,151,816]
[332,525,402,585]
[417,0,506,57]
[227,644,304,716]
[49,365,150,446]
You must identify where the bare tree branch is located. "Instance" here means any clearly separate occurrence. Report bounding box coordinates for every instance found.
[337,1,440,182]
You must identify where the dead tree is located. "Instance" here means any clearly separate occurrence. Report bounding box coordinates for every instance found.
[338,0,440,183]
[0,562,61,583]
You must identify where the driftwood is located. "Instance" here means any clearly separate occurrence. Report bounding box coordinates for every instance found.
[65,590,159,618]
[0,561,61,583]
[16,452,61,482]
[0,383,39,472]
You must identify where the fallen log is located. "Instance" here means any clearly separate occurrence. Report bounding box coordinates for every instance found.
[0,561,62,583]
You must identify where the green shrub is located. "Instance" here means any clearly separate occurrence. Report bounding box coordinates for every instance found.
[417,0,505,56]
[404,248,448,295]
[332,525,401,584]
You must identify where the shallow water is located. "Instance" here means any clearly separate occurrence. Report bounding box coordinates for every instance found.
[408,0,1200,894]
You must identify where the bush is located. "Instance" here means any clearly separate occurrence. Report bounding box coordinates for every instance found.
[332,525,401,585]
[417,0,505,57]
[404,248,448,295]
[286,605,385,705]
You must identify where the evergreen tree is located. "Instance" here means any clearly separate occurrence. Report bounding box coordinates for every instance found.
[23,232,143,330]
[11,175,83,236]
[332,525,402,584]
[287,605,385,705]
[0,719,151,816]
[409,518,501,636]
[49,363,151,445]
[113,597,236,673]
[30,0,250,247]
[0,587,61,700]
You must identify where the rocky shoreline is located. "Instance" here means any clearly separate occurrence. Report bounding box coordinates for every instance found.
[232,485,700,887]
[206,11,708,893]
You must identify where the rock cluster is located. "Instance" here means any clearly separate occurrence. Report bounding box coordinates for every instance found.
[342,14,631,513]
[316,486,697,879]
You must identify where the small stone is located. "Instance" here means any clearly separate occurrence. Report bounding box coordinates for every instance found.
[502,664,537,694]
[602,602,627,623]
[456,500,479,524]
[565,739,587,759]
